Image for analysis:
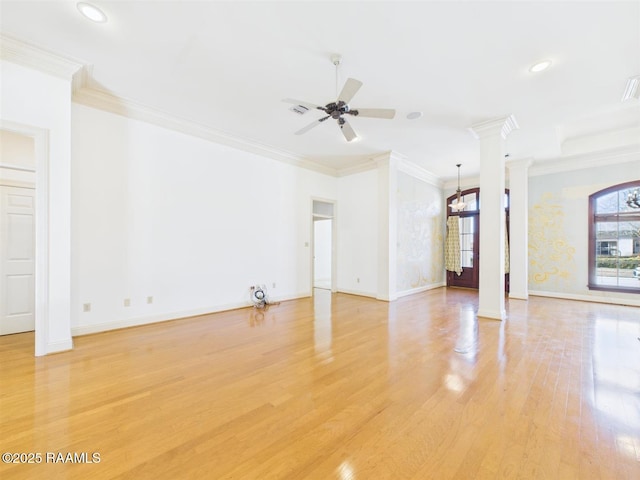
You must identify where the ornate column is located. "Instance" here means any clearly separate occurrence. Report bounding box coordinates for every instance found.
[470,116,518,320]
[506,158,533,300]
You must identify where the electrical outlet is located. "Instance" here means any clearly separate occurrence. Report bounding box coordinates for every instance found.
[124,298,131,307]
[83,303,91,312]
[146,296,153,304]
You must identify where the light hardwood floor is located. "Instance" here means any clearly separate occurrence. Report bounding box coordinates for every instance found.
[1,288,639,479]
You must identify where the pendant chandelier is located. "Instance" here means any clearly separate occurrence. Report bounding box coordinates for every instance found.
[449,164,466,211]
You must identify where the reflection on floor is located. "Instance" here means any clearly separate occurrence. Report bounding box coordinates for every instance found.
[1,288,639,479]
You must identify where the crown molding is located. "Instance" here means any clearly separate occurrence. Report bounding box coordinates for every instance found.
[469,115,519,140]
[336,151,442,186]
[0,34,84,80]
[1,36,340,177]
[73,87,338,177]
[397,158,442,188]
[529,144,640,177]
[336,158,378,177]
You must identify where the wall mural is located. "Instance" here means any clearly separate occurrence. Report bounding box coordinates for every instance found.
[396,173,444,292]
[528,192,576,288]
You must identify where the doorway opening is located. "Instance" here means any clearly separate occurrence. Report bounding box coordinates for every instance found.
[0,130,36,335]
[446,188,510,291]
[312,199,336,293]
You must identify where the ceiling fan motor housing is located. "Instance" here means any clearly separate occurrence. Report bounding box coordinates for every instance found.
[326,101,352,119]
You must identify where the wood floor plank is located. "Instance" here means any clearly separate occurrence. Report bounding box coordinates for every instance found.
[0,289,639,479]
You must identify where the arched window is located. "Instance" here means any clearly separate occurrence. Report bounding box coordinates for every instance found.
[588,181,640,293]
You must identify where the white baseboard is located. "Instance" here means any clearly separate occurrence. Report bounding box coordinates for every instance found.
[397,282,446,298]
[336,288,378,299]
[476,308,506,320]
[508,292,529,300]
[71,292,308,337]
[528,289,640,307]
[45,338,73,355]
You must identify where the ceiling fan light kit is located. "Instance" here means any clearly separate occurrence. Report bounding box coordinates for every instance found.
[283,55,396,142]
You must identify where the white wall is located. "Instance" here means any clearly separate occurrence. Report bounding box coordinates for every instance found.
[528,155,640,305]
[0,59,74,355]
[336,169,379,297]
[396,171,445,295]
[71,104,336,334]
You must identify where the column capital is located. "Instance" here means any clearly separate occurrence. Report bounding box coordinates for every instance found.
[506,157,534,171]
[469,115,519,140]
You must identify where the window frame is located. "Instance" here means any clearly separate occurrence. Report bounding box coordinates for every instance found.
[588,180,640,294]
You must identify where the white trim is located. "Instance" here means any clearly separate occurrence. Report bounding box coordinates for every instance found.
[73,88,342,176]
[398,159,442,188]
[336,159,378,177]
[529,144,640,176]
[45,339,73,354]
[1,121,53,356]
[337,288,378,299]
[0,163,36,173]
[508,293,529,300]
[476,308,506,320]
[469,115,519,140]
[310,197,337,295]
[396,282,446,298]
[0,34,83,80]
[0,37,402,180]
[0,179,35,189]
[529,290,640,307]
[72,292,308,337]
[505,157,534,171]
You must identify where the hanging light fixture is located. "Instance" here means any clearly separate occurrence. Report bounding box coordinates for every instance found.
[449,164,466,211]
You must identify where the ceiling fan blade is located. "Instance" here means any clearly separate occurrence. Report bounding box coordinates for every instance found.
[282,98,323,110]
[340,120,358,142]
[295,115,330,135]
[337,78,363,104]
[351,108,396,119]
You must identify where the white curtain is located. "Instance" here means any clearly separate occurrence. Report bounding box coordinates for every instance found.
[445,216,462,275]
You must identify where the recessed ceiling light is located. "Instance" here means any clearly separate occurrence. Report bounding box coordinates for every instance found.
[406,111,423,120]
[77,2,107,23]
[529,60,552,73]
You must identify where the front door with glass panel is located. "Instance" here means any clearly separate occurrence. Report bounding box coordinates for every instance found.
[447,188,479,289]
[446,188,509,291]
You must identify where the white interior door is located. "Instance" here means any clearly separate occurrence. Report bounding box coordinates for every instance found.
[0,185,35,335]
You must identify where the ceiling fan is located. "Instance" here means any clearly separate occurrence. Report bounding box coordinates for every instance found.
[283,56,396,142]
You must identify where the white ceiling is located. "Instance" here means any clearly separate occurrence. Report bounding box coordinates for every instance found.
[2,0,639,179]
